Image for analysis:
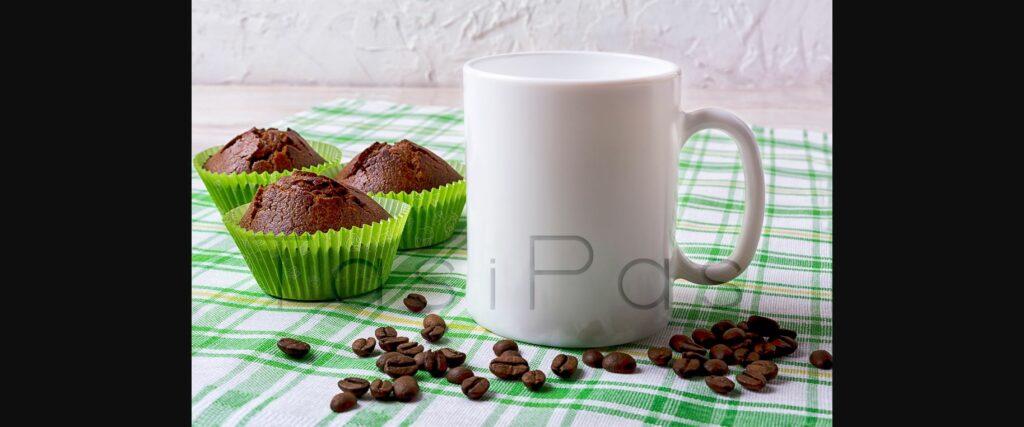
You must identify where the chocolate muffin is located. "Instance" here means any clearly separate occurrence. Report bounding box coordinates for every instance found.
[239,171,390,235]
[336,140,462,193]
[204,127,326,174]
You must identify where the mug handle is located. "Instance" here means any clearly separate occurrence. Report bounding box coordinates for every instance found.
[671,108,766,285]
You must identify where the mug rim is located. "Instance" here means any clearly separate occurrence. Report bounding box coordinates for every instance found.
[463,50,681,86]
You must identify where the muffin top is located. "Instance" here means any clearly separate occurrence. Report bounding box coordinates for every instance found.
[204,127,326,174]
[336,139,462,193]
[239,171,391,235]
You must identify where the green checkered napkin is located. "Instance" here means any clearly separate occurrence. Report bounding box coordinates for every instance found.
[191,98,832,426]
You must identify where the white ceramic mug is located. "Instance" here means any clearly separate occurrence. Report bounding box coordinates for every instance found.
[463,51,765,347]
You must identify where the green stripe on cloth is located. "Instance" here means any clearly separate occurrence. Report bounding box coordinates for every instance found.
[191,98,832,426]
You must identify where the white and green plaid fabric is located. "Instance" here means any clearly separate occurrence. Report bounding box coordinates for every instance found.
[191,98,832,426]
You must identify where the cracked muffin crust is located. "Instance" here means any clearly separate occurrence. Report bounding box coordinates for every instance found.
[239,171,391,234]
[336,139,462,193]
[203,127,326,174]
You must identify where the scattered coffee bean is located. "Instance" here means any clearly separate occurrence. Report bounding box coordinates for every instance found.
[729,339,753,351]
[393,376,419,402]
[330,391,357,412]
[396,341,424,356]
[421,325,446,343]
[708,344,734,364]
[736,348,761,367]
[705,375,736,394]
[383,354,419,378]
[722,328,746,345]
[669,334,707,355]
[672,352,707,378]
[753,342,777,359]
[745,331,763,342]
[778,328,798,339]
[490,354,530,379]
[403,293,427,312]
[648,347,673,366]
[276,338,310,358]
[746,360,779,381]
[500,350,522,357]
[377,352,402,371]
[375,326,397,341]
[691,328,717,348]
[522,370,546,391]
[704,359,729,376]
[493,339,519,356]
[809,350,832,369]
[711,320,737,339]
[771,336,798,356]
[413,351,428,369]
[369,379,393,400]
[352,337,376,357]
[421,350,448,377]
[439,348,467,367]
[737,369,767,391]
[338,377,370,398]
[423,314,447,329]
[551,354,578,378]
[446,366,474,384]
[461,376,490,400]
[602,352,637,374]
[736,321,749,331]
[379,336,409,352]
[747,315,780,337]
[582,350,604,368]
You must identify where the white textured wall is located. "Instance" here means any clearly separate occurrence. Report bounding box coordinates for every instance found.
[192,0,831,89]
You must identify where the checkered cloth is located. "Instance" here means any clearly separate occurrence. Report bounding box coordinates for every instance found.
[191,98,832,426]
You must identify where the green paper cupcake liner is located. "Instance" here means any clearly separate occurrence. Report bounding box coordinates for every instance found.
[193,141,344,215]
[366,160,467,249]
[222,197,411,301]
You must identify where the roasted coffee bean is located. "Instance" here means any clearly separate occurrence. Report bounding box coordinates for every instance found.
[500,350,522,357]
[379,336,409,352]
[669,334,707,355]
[493,339,519,356]
[421,350,448,377]
[375,326,398,341]
[771,336,798,356]
[752,342,777,359]
[745,331,762,342]
[722,328,746,345]
[330,391,357,412]
[423,314,447,329]
[746,360,779,381]
[708,344,734,364]
[705,375,735,394]
[551,354,578,378]
[393,376,419,402]
[369,379,393,400]
[736,348,761,367]
[672,352,707,378]
[778,328,798,339]
[711,320,737,339]
[582,350,604,368]
[446,366,475,384]
[439,348,467,367]
[338,377,370,398]
[522,370,546,391]
[737,369,767,391]
[421,326,446,343]
[648,347,673,366]
[396,341,424,356]
[809,350,832,369]
[602,352,637,374]
[352,337,376,357]
[277,338,310,358]
[383,354,419,378]
[413,351,428,369]
[490,354,530,379]
[377,352,402,371]
[403,293,427,312]
[747,315,780,337]
[729,339,752,351]
[461,376,490,400]
[704,359,729,376]
[736,321,749,331]
[691,328,717,348]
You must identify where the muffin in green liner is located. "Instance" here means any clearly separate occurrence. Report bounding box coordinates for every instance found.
[223,196,411,301]
[193,140,344,215]
[365,160,466,249]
